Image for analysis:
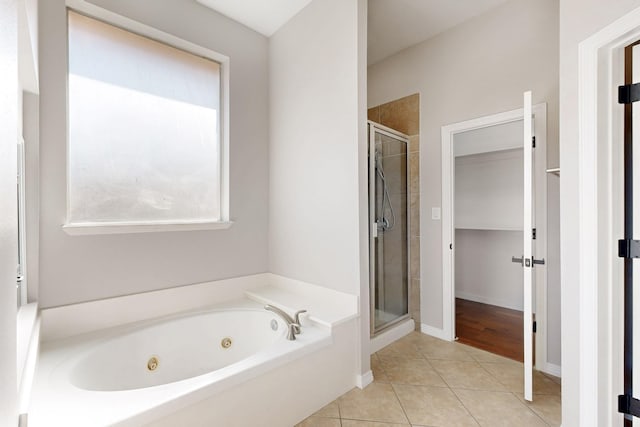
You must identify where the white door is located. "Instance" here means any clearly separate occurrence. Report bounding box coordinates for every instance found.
[523,91,534,402]
[632,43,640,427]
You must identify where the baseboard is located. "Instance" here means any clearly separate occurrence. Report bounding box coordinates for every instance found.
[420,323,451,341]
[539,362,561,378]
[455,291,523,312]
[355,370,373,389]
[370,318,415,354]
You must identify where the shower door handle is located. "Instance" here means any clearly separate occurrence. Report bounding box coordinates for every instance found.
[511,256,524,266]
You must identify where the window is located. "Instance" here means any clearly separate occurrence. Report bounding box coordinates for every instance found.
[65,11,229,233]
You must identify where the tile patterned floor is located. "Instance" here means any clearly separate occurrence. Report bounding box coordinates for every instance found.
[296,332,561,427]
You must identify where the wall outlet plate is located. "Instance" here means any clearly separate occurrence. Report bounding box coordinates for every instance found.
[432,207,441,220]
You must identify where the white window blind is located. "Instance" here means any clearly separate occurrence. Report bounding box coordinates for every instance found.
[67,11,221,225]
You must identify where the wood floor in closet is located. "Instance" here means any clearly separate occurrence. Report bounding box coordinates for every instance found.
[455,298,524,362]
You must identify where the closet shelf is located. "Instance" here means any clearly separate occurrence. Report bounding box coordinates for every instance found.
[455,225,523,231]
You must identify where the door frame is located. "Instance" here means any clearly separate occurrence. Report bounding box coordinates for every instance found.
[576,6,640,425]
[368,121,412,337]
[440,103,549,373]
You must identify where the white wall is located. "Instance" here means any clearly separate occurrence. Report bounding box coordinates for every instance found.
[269,0,364,296]
[455,229,524,310]
[269,0,369,376]
[0,0,19,424]
[455,149,523,231]
[23,92,38,303]
[559,0,640,424]
[368,0,560,362]
[38,0,269,308]
[455,149,524,312]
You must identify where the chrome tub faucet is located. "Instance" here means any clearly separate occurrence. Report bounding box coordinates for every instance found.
[265,304,307,340]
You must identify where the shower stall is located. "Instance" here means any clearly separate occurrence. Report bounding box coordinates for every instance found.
[368,121,410,335]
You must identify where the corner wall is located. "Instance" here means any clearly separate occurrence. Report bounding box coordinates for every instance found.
[38,0,269,308]
[559,1,640,425]
[368,0,560,364]
[268,0,363,296]
[269,0,369,376]
[0,0,19,424]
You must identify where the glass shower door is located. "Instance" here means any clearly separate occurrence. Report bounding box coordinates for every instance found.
[369,122,410,334]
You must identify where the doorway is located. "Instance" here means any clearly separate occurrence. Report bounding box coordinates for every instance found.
[441,100,549,398]
[452,119,527,362]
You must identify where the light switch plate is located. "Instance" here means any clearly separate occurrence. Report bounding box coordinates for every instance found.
[431,207,441,220]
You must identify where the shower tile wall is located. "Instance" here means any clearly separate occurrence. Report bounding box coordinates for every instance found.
[368,94,421,328]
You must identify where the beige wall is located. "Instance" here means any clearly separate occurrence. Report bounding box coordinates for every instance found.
[559,0,640,425]
[368,94,421,326]
[368,0,560,363]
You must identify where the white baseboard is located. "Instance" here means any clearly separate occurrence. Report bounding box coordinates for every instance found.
[355,370,373,389]
[420,323,451,341]
[539,362,561,378]
[370,318,415,354]
[456,291,523,312]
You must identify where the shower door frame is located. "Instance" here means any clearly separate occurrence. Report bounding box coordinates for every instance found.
[368,121,412,337]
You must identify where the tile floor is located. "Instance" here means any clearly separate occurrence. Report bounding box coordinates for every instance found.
[297,332,561,427]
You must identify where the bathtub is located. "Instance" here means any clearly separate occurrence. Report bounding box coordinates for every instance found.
[29,299,333,426]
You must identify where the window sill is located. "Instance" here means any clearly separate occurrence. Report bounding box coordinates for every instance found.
[62,220,234,235]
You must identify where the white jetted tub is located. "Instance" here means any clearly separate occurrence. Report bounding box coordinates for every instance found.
[29,299,332,426]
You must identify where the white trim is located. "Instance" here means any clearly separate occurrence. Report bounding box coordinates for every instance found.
[441,106,532,342]
[420,323,451,341]
[542,362,562,378]
[17,137,27,305]
[356,370,374,389]
[533,104,549,389]
[578,34,600,427]
[523,91,533,402]
[62,220,234,235]
[441,103,548,367]
[64,0,231,229]
[17,303,40,414]
[576,5,640,425]
[370,318,415,353]
[455,226,524,231]
[455,292,522,312]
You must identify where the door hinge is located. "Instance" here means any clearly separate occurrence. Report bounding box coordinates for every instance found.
[619,83,640,104]
[618,239,640,258]
[532,228,536,240]
[532,136,536,148]
[619,394,640,417]
[533,321,537,333]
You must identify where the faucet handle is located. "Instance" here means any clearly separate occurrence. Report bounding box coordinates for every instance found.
[293,309,308,325]
[292,310,307,334]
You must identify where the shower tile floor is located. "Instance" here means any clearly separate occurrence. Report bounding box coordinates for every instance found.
[296,332,561,427]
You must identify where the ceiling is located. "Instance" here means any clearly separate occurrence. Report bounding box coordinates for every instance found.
[196,0,511,64]
[196,0,312,37]
[368,0,511,65]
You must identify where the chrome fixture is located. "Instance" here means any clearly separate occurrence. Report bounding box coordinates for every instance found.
[293,309,307,331]
[375,150,396,231]
[264,304,306,340]
[545,167,560,177]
